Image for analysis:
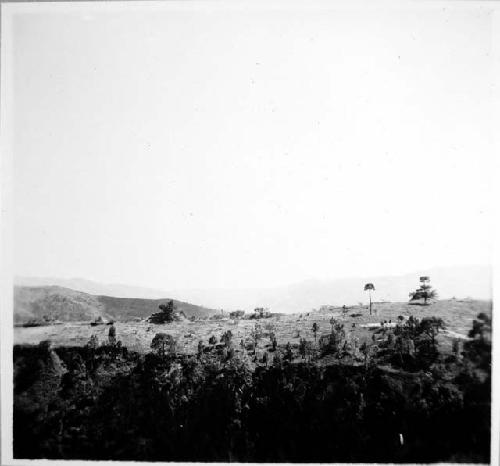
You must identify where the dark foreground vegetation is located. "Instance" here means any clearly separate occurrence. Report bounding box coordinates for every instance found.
[14,313,491,463]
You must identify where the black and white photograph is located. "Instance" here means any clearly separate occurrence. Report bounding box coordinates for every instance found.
[1,0,498,464]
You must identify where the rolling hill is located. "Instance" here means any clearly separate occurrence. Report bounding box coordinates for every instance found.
[14,286,217,324]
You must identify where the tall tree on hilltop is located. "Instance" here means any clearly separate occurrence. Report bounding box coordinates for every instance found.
[364,283,375,315]
[409,276,438,305]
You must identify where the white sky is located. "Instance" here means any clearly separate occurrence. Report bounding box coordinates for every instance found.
[5,1,495,291]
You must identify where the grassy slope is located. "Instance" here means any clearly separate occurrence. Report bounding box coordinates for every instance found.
[14,298,491,355]
[14,286,216,324]
[97,295,217,320]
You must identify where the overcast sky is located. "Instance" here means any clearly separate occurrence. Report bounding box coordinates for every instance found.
[5,1,495,291]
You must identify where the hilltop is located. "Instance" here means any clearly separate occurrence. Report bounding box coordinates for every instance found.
[14,286,216,324]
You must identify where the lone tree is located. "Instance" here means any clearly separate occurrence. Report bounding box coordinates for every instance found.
[208,335,217,345]
[299,338,309,359]
[108,323,117,345]
[409,276,438,305]
[364,283,375,315]
[312,323,319,343]
[329,317,336,333]
[149,300,177,324]
[418,316,445,353]
[151,333,176,357]
[221,330,233,348]
[87,334,99,351]
[250,324,262,355]
[464,312,491,371]
[271,334,278,351]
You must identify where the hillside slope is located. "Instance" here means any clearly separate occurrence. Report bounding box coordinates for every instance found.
[14,286,216,324]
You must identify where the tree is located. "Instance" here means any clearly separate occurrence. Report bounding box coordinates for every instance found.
[229,310,245,319]
[409,276,438,305]
[299,338,310,359]
[468,312,492,342]
[463,312,491,371]
[452,339,460,359]
[418,317,445,352]
[87,334,99,351]
[221,330,233,348]
[360,342,369,368]
[151,333,176,357]
[329,317,336,333]
[108,323,117,345]
[250,324,262,355]
[312,323,319,343]
[319,321,345,357]
[254,307,265,319]
[149,300,177,324]
[364,283,375,315]
[271,335,278,351]
[208,335,217,345]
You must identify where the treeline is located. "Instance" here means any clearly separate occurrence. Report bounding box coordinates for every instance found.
[13,313,491,463]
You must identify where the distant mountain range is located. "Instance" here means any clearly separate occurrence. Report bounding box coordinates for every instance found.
[14,286,216,324]
[15,264,491,315]
[14,277,169,300]
[167,265,492,313]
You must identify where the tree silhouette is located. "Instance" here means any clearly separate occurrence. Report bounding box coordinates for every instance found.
[312,323,319,343]
[330,317,336,333]
[149,300,177,323]
[299,338,308,359]
[409,276,438,305]
[221,330,233,348]
[151,333,176,357]
[208,335,217,345]
[463,312,491,371]
[418,317,445,352]
[108,323,117,346]
[364,283,375,315]
[250,324,262,355]
[87,334,99,351]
